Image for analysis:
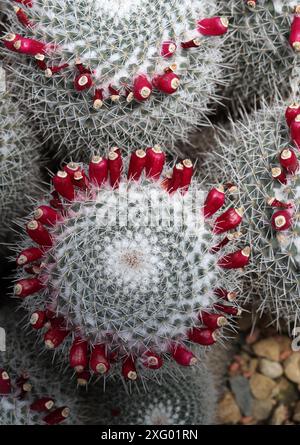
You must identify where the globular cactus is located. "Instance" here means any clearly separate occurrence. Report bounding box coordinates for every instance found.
[12,147,250,386]
[214,98,300,328]
[0,308,82,425]
[221,0,300,112]
[86,367,217,425]
[0,88,41,250]
[1,0,228,158]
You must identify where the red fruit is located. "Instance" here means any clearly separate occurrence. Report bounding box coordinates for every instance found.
[44,327,69,349]
[279,148,299,174]
[133,75,152,101]
[69,338,89,373]
[43,407,70,425]
[214,288,237,302]
[34,205,60,226]
[14,278,44,298]
[161,40,177,57]
[200,312,227,329]
[30,311,47,329]
[271,167,287,184]
[171,344,197,366]
[141,351,163,369]
[63,162,80,178]
[74,72,93,92]
[90,344,110,374]
[127,149,147,180]
[289,15,300,52]
[89,156,108,187]
[73,170,90,190]
[43,63,69,77]
[3,33,49,57]
[181,159,193,193]
[14,6,34,28]
[14,0,32,7]
[267,197,293,209]
[108,85,121,101]
[53,171,75,201]
[285,102,300,127]
[26,220,52,247]
[76,370,91,386]
[290,114,300,149]
[213,207,243,234]
[108,150,123,188]
[167,163,184,193]
[30,397,55,412]
[93,88,104,110]
[122,356,137,380]
[214,303,241,316]
[0,370,11,395]
[145,146,166,180]
[188,327,217,346]
[218,246,251,269]
[181,37,202,49]
[16,247,43,266]
[197,17,229,36]
[203,186,225,218]
[271,210,293,231]
[152,71,180,94]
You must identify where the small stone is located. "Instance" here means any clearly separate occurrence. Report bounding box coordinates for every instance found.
[249,373,276,400]
[270,405,288,425]
[217,391,242,425]
[275,335,292,354]
[240,416,255,425]
[292,401,300,423]
[230,375,253,416]
[251,398,274,421]
[249,358,258,375]
[259,358,283,379]
[284,353,300,384]
[272,377,298,405]
[253,338,280,361]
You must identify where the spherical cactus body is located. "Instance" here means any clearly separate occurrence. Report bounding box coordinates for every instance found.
[13,147,250,385]
[214,98,300,327]
[1,0,228,158]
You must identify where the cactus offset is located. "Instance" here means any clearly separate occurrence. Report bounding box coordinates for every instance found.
[12,147,250,385]
[214,98,300,327]
[1,0,228,158]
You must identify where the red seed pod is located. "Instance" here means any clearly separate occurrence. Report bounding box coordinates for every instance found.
[74,73,93,92]
[290,114,300,149]
[285,102,300,127]
[14,6,34,28]
[108,85,120,102]
[213,207,243,234]
[44,327,70,349]
[210,235,231,253]
[49,191,64,211]
[77,370,91,386]
[14,278,44,298]
[53,170,75,201]
[90,344,110,374]
[141,351,163,370]
[214,303,241,316]
[3,33,49,57]
[145,145,166,180]
[0,370,11,395]
[200,311,227,329]
[75,60,92,75]
[89,156,108,187]
[161,40,177,57]
[181,37,202,49]
[197,17,229,36]
[122,356,137,380]
[203,185,225,218]
[44,63,69,78]
[34,205,60,226]
[43,407,70,425]
[152,71,180,94]
[167,163,184,193]
[30,397,55,412]
[30,311,47,330]
[279,148,299,174]
[108,151,123,188]
[181,159,193,193]
[171,344,197,366]
[214,288,237,302]
[93,88,104,110]
[218,246,251,269]
[16,247,43,266]
[271,167,287,185]
[133,75,152,101]
[271,210,293,231]
[127,149,147,180]
[73,170,90,190]
[14,0,33,7]
[267,197,293,209]
[289,15,300,52]
[63,162,80,178]
[26,220,52,247]
[188,327,217,346]
[69,338,89,373]
[49,316,66,329]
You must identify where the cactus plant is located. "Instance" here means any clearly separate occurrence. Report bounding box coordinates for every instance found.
[214,98,300,328]
[12,147,250,386]
[86,366,217,425]
[1,0,229,158]
[221,0,300,112]
[0,88,41,251]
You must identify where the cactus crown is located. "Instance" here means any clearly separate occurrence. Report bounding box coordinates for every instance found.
[215,98,300,326]
[13,147,250,385]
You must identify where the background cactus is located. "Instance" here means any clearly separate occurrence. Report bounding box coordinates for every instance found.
[221,0,300,113]
[12,148,250,386]
[1,0,229,159]
[213,97,300,328]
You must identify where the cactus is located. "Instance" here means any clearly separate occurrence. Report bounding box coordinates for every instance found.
[0,307,84,425]
[221,0,300,112]
[0,88,41,251]
[214,98,300,328]
[12,147,250,386]
[86,366,217,425]
[1,0,229,158]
